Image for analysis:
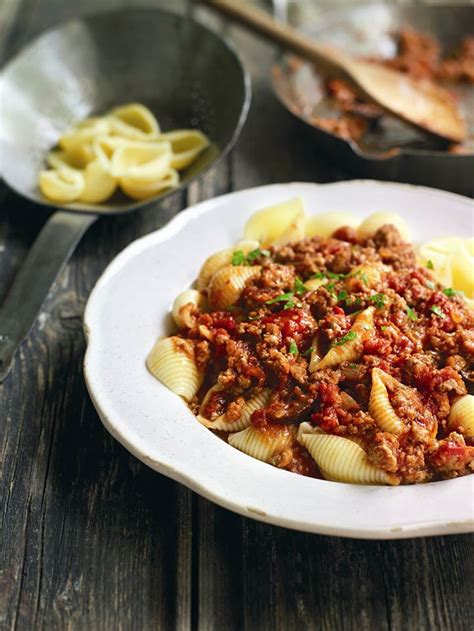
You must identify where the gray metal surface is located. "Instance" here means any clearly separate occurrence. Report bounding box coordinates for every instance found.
[0,7,250,381]
[272,3,474,197]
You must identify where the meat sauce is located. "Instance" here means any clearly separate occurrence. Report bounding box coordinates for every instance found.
[184,224,474,484]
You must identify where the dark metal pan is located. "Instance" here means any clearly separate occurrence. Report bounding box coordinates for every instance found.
[0,7,251,381]
[272,3,473,197]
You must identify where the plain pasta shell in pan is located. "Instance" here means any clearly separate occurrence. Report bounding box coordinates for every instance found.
[298,432,399,485]
[228,424,295,463]
[448,394,474,436]
[159,129,211,170]
[207,264,261,310]
[38,168,84,203]
[146,336,203,402]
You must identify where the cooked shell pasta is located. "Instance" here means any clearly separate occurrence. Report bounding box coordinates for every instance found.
[38,168,84,203]
[120,169,179,200]
[448,395,474,437]
[172,289,206,329]
[311,307,375,371]
[358,211,410,241]
[110,103,160,137]
[146,336,203,401]
[345,264,385,291]
[198,388,271,432]
[79,159,117,203]
[228,424,295,463]
[111,142,172,180]
[197,240,260,291]
[298,431,399,485]
[305,211,359,238]
[207,264,261,310]
[160,130,211,170]
[243,197,306,245]
[369,368,405,434]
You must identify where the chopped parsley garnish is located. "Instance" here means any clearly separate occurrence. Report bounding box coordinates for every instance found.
[265,291,301,310]
[348,362,358,369]
[246,247,270,263]
[359,272,369,286]
[370,293,387,309]
[265,292,294,305]
[443,287,461,298]
[311,271,346,281]
[326,282,336,293]
[406,306,418,321]
[312,272,327,280]
[337,289,348,303]
[288,340,299,356]
[380,325,388,331]
[430,305,445,318]
[426,260,434,270]
[232,247,270,266]
[294,277,308,295]
[332,330,357,347]
[231,250,246,266]
[426,280,436,290]
[302,346,314,357]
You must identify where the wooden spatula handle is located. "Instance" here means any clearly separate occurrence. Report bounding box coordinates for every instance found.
[198,0,350,76]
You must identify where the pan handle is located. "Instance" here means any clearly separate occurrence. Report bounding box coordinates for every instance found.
[0,210,97,382]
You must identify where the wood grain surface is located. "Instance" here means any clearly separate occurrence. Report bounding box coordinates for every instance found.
[1,1,473,630]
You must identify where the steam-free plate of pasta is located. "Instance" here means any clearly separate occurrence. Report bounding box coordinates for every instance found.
[84,181,474,539]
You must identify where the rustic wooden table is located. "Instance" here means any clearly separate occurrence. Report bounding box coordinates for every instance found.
[1,1,473,629]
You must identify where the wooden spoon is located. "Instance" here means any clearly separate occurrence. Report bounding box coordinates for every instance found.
[199,0,466,143]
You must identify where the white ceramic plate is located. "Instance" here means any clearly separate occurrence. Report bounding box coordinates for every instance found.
[84,181,474,539]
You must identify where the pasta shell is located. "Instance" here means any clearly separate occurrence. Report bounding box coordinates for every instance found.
[417,245,453,287]
[196,240,260,291]
[109,103,160,139]
[228,424,295,463]
[448,394,474,437]
[46,150,80,171]
[120,169,179,200]
[198,388,271,432]
[369,368,405,435]
[208,264,261,310]
[358,212,410,241]
[271,212,306,246]
[305,211,359,238]
[159,130,210,170]
[79,159,117,203]
[39,168,84,203]
[111,142,172,180]
[298,431,399,485]
[172,289,206,329]
[243,197,306,246]
[451,245,474,299]
[59,118,110,153]
[146,336,203,401]
[312,307,375,371]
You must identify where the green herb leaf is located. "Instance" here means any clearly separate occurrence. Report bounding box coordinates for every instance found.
[327,271,345,279]
[359,272,369,286]
[326,282,336,293]
[246,247,270,263]
[406,306,418,321]
[337,290,348,303]
[426,260,434,270]
[332,330,357,347]
[443,287,461,297]
[289,340,298,356]
[231,250,246,266]
[265,291,294,305]
[312,272,326,280]
[370,293,387,309]
[348,362,358,369]
[294,277,308,295]
[302,347,314,358]
[380,325,388,331]
[430,305,445,318]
